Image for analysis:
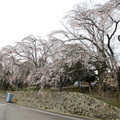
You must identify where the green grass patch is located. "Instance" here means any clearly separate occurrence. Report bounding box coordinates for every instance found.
[29,87,39,91]
[43,87,58,92]
[88,94,120,109]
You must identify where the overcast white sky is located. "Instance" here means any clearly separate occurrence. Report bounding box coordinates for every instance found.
[0,0,109,49]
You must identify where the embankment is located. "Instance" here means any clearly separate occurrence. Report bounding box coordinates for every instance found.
[0,91,120,120]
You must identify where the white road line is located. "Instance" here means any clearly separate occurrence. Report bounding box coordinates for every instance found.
[8,104,84,120]
[26,108,82,120]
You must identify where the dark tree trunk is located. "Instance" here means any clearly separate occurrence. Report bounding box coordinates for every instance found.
[117,67,120,101]
[59,83,63,92]
[98,69,104,98]
[88,82,92,94]
[59,76,63,92]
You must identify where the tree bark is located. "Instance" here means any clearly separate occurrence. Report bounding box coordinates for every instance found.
[59,76,63,92]
[89,82,92,94]
[117,67,120,101]
[98,70,104,97]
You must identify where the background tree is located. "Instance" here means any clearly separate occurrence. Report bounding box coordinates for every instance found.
[49,0,120,95]
[0,0,120,95]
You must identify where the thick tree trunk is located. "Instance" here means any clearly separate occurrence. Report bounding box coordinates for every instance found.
[59,76,63,92]
[98,70,104,97]
[117,67,120,101]
[59,83,63,92]
[118,86,120,101]
[89,82,92,94]
[98,71,101,92]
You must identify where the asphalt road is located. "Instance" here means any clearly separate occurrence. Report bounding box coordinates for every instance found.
[0,103,94,120]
